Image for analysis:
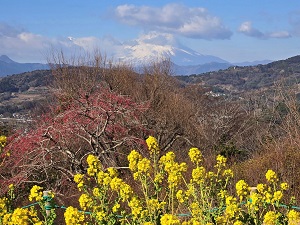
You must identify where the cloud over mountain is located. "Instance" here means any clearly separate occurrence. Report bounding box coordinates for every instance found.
[0,23,121,62]
[0,22,76,62]
[116,32,227,66]
[113,3,232,40]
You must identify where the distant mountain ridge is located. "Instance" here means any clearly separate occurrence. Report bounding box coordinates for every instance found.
[0,55,49,76]
[178,55,300,92]
[0,50,272,77]
[0,55,300,116]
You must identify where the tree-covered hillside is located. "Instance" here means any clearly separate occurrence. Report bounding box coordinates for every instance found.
[178,55,300,92]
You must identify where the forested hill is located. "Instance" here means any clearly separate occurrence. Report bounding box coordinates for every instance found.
[177,55,300,92]
[2,55,300,95]
[0,69,52,93]
[0,70,52,116]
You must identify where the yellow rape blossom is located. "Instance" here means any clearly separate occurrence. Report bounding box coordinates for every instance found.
[160,214,180,225]
[265,169,278,183]
[222,169,234,178]
[280,182,289,191]
[263,211,279,225]
[110,177,123,191]
[28,185,43,202]
[128,150,143,172]
[78,193,93,210]
[96,210,106,221]
[128,197,142,218]
[97,171,110,185]
[147,198,164,213]
[218,190,228,200]
[119,183,133,201]
[225,196,239,219]
[192,166,206,184]
[74,174,85,190]
[112,203,120,213]
[216,155,227,168]
[154,173,164,184]
[92,187,101,197]
[5,208,33,225]
[272,190,283,202]
[137,158,151,175]
[144,222,155,225]
[233,221,243,225]
[188,148,202,165]
[287,210,300,225]
[256,183,265,193]
[176,190,185,203]
[248,192,261,211]
[0,197,8,217]
[235,180,249,201]
[146,136,159,155]
[0,135,6,148]
[87,154,101,177]
[190,202,202,217]
[107,167,118,178]
[64,206,85,225]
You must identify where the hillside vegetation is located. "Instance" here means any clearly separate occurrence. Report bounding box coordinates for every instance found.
[178,55,300,93]
[1,54,300,223]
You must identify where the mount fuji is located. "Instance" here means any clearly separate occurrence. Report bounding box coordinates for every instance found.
[117,32,228,67]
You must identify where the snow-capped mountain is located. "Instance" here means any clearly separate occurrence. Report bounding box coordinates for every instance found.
[117,32,228,66]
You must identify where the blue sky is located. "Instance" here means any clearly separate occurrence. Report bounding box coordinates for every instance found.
[1,0,300,63]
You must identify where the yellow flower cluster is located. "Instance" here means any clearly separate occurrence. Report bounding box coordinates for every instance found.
[224,196,239,219]
[119,183,133,201]
[188,147,202,165]
[3,207,41,225]
[112,203,120,213]
[147,198,166,214]
[146,136,159,156]
[136,158,151,179]
[235,180,249,201]
[128,197,143,218]
[110,177,133,201]
[280,182,289,191]
[64,206,85,225]
[128,150,143,172]
[87,154,102,176]
[107,167,118,178]
[0,197,8,217]
[288,209,300,225]
[2,137,297,225]
[265,169,278,183]
[191,166,206,185]
[74,173,85,190]
[95,210,106,221]
[216,154,227,168]
[0,135,6,148]
[78,193,93,211]
[176,190,185,203]
[160,214,180,225]
[159,152,187,188]
[263,210,280,225]
[28,185,43,202]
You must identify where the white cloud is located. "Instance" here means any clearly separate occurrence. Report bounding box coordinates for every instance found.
[268,31,291,38]
[113,3,232,40]
[0,23,124,62]
[238,21,291,39]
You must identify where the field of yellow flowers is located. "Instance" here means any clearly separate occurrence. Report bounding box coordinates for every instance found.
[0,136,300,225]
